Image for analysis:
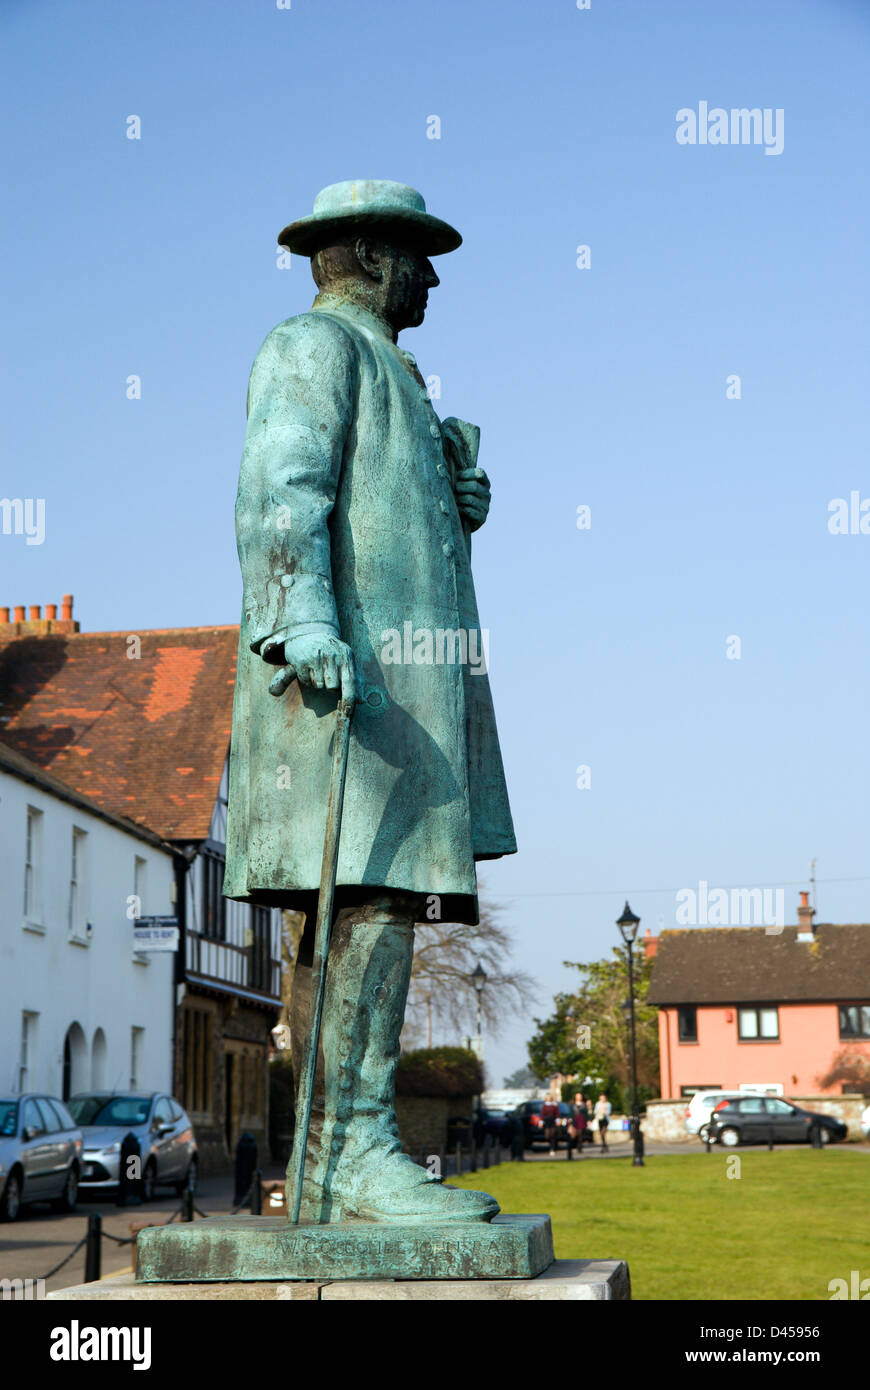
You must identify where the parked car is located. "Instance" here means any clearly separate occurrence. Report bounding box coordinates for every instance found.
[68,1092,198,1200]
[684,1090,748,1142]
[477,1108,513,1145]
[0,1094,83,1222]
[513,1100,574,1150]
[708,1095,848,1148]
[861,1103,870,1140]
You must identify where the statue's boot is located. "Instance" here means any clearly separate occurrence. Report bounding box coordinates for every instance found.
[305,895,499,1223]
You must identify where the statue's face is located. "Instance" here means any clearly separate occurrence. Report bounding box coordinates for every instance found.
[379,242,440,332]
[312,236,441,336]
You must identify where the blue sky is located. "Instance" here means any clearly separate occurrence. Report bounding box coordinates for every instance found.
[2,0,869,1084]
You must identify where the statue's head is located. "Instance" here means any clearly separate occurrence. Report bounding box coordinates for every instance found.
[277,181,461,337]
[310,236,439,334]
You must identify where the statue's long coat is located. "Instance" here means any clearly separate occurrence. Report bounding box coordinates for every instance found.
[223,296,516,925]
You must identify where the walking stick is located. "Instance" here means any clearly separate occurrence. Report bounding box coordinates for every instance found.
[270,661,356,1224]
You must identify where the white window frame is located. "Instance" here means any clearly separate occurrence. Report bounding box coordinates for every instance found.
[19,1011,38,1093]
[132,856,150,965]
[68,826,89,944]
[130,1026,144,1089]
[23,806,44,929]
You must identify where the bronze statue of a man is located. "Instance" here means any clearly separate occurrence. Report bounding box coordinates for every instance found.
[224,180,516,1222]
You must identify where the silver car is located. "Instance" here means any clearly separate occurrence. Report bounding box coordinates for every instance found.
[68,1092,198,1200]
[0,1095,83,1222]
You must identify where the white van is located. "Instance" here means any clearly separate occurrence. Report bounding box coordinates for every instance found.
[684,1091,749,1140]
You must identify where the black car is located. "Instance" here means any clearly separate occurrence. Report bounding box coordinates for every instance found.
[477,1109,514,1145]
[513,1100,576,1150]
[709,1095,848,1148]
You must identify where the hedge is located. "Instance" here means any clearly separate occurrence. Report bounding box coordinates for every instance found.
[396,1046,483,1098]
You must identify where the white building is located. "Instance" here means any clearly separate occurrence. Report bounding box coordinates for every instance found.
[0,743,175,1101]
[0,602,283,1169]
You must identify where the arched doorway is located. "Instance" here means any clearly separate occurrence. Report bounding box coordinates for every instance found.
[91,1028,107,1089]
[62,1023,87,1100]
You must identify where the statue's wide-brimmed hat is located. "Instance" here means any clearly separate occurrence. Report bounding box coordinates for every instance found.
[278,179,462,257]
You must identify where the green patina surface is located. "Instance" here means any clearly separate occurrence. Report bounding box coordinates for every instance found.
[136,1214,554,1283]
[214,180,526,1244]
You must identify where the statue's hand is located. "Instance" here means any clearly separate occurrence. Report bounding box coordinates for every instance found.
[454,467,491,532]
[268,632,358,702]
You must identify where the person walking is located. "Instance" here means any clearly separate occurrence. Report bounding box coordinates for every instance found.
[594,1093,612,1151]
[540,1094,560,1156]
[569,1092,588,1156]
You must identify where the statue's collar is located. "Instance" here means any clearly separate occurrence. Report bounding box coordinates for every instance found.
[312,294,395,343]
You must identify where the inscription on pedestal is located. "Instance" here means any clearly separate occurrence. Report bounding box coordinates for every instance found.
[137,1213,554,1283]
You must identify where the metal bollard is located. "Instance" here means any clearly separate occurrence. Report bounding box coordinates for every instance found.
[768,1128,775,1151]
[182,1186,195,1222]
[234,1131,258,1206]
[84,1212,102,1283]
[250,1168,262,1214]
[483,1140,490,1169]
[455,1142,462,1177]
[470,1140,477,1173]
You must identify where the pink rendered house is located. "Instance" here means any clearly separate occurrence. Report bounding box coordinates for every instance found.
[646,896,870,1099]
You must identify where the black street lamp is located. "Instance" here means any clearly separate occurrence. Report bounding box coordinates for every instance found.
[471,962,487,1045]
[617,901,645,1167]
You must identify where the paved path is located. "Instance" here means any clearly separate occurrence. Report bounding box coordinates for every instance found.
[0,1165,285,1295]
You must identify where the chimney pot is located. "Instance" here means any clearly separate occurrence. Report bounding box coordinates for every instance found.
[61,594,73,620]
[29,605,41,621]
[0,607,8,624]
[797,891,816,939]
[45,603,57,619]
[13,605,25,622]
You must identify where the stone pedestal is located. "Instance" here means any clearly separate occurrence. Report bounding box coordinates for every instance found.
[136,1213,554,1283]
[48,1259,630,1301]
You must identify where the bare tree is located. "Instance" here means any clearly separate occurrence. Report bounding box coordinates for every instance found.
[402,896,536,1048]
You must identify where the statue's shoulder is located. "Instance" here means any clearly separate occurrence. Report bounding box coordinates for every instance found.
[254,310,357,368]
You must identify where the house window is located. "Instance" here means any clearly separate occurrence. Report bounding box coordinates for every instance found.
[130,1026,144,1089]
[738,1007,779,1040]
[68,827,88,940]
[677,1007,698,1042]
[249,907,271,992]
[183,1007,214,1117]
[134,855,147,915]
[201,850,226,941]
[24,807,43,923]
[19,1012,38,1093]
[838,1005,870,1040]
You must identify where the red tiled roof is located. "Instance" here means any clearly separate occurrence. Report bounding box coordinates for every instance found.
[0,740,167,849]
[0,626,239,840]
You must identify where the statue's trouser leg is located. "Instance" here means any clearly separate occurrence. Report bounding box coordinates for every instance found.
[290,891,498,1224]
[287,923,325,1218]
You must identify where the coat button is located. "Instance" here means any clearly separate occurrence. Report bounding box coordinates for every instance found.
[442,541,454,557]
[281,574,294,588]
[429,423,440,438]
[436,463,447,477]
[439,499,449,514]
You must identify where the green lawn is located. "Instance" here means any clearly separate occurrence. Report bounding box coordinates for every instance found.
[451,1149,870,1299]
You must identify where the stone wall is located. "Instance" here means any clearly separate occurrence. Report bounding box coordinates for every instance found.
[395,1094,476,1154]
[643,1094,868,1143]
